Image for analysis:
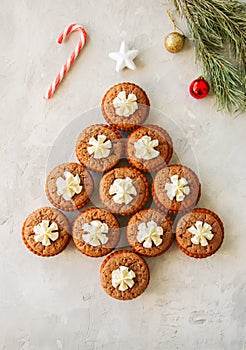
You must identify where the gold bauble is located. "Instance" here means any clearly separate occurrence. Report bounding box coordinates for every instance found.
[164,32,185,53]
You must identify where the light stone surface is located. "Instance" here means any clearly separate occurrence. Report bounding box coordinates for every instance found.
[0,0,246,349]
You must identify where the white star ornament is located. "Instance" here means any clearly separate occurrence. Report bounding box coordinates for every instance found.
[109,41,139,72]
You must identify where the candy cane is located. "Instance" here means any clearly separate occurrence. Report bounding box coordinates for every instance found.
[44,24,87,100]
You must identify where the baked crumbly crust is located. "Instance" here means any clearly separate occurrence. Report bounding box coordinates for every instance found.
[152,164,201,215]
[46,162,94,211]
[72,207,120,257]
[126,208,174,257]
[100,250,150,300]
[76,124,124,172]
[126,124,173,172]
[99,166,149,216]
[175,208,224,258]
[101,82,150,131]
[22,206,70,257]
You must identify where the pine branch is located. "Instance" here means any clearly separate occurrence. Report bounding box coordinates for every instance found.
[172,0,246,114]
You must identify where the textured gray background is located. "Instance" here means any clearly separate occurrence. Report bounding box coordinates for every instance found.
[0,0,246,349]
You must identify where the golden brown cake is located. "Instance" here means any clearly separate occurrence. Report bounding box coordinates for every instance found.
[100,250,150,300]
[126,209,174,257]
[152,164,201,214]
[101,82,150,131]
[175,208,224,258]
[46,162,94,211]
[99,167,148,216]
[126,124,173,172]
[22,207,70,257]
[72,208,120,257]
[76,124,124,172]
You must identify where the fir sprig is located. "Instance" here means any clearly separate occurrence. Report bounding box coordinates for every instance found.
[173,0,246,114]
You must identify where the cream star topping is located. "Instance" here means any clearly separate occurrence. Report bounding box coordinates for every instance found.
[134,135,160,160]
[109,177,137,205]
[165,174,190,202]
[188,221,214,246]
[82,220,109,247]
[137,221,163,248]
[112,266,136,291]
[113,91,138,117]
[109,41,139,72]
[87,134,112,159]
[56,171,82,200]
[33,220,59,247]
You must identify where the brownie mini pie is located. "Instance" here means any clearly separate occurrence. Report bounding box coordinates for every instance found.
[100,250,150,300]
[175,208,224,258]
[72,208,120,257]
[152,164,201,214]
[99,167,148,216]
[101,82,150,131]
[22,206,70,257]
[76,124,124,172]
[126,124,173,172]
[126,209,174,257]
[46,162,94,211]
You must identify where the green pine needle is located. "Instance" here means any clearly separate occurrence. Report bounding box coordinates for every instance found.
[173,0,246,114]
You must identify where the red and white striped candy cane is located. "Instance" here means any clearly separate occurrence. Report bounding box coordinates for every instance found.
[44,24,87,100]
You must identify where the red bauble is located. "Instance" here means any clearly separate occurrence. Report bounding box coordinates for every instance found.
[189,77,209,99]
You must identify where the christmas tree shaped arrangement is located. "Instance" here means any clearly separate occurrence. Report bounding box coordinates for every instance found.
[22,82,224,300]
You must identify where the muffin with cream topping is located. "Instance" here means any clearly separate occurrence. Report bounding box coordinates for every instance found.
[76,124,124,172]
[101,82,150,131]
[99,167,148,216]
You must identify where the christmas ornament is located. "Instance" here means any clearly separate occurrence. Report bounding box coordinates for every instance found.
[109,41,139,72]
[172,0,246,113]
[164,10,185,53]
[164,32,185,53]
[44,23,87,100]
[189,77,210,99]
